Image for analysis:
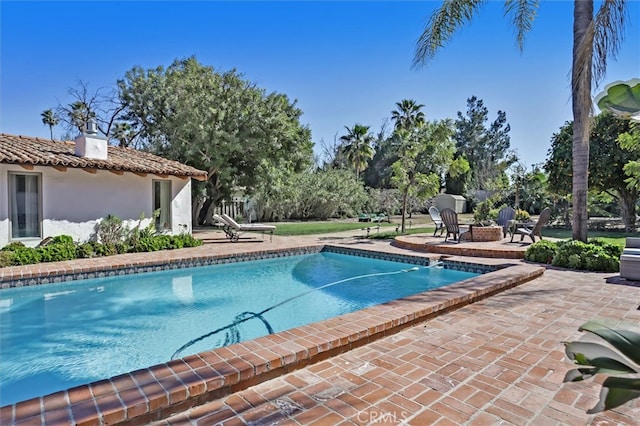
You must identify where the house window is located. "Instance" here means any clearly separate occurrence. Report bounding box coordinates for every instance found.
[9,173,42,239]
[153,180,172,230]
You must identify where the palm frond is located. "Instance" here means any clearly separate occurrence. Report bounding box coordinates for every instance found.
[504,0,540,50]
[592,0,628,87]
[413,0,486,67]
[572,0,596,116]
[574,0,628,94]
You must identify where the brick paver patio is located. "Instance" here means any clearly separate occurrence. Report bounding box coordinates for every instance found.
[157,264,640,425]
[146,230,640,425]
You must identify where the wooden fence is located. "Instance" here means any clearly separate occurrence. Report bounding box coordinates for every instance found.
[214,200,245,219]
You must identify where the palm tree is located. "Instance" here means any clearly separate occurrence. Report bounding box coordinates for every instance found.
[413,0,628,242]
[111,122,133,148]
[391,99,425,130]
[40,109,59,140]
[69,101,95,134]
[340,124,374,179]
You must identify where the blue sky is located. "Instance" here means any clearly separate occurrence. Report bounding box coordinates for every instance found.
[1,1,638,168]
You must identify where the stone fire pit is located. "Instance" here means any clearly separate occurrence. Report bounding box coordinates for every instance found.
[460,225,503,242]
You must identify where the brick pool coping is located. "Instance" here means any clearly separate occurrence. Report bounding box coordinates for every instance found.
[0,246,544,425]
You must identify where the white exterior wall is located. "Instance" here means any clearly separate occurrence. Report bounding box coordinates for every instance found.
[0,164,193,248]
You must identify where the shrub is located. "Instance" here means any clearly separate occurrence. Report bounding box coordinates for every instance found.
[126,216,158,248]
[76,243,95,259]
[553,240,619,272]
[169,236,185,249]
[488,206,501,221]
[553,240,590,268]
[90,241,117,257]
[115,243,129,254]
[525,239,620,272]
[589,238,623,258]
[525,240,558,264]
[38,240,76,262]
[0,251,15,267]
[129,235,171,253]
[172,234,203,248]
[584,252,619,273]
[50,235,74,245]
[11,247,42,265]
[97,214,127,245]
[1,231,203,268]
[567,253,582,269]
[1,241,26,252]
[515,209,530,222]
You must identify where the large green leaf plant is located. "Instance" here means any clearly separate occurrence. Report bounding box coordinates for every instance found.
[563,320,640,413]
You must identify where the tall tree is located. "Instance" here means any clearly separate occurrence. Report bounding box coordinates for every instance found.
[617,123,640,191]
[545,113,638,231]
[448,96,513,193]
[391,120,469,233]
[40,109,59,140]
[111,122,136,148]
[362,120,395,188]
[55,80,125,137]
[118,56,314,224]
[413,0,629,242]
[391,99,425,130]
[340,124,374,179]
[509,162,549,215]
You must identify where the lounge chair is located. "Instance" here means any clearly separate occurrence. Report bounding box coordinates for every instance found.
[440,208,469,243]
[496,206,516,238]
[214,214,276,242]
[428,206,445,237]
[510,207,551,243]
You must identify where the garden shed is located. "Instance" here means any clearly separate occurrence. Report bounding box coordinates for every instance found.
[433,194,466,214]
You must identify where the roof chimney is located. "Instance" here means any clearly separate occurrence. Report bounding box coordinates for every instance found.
[74,119,108,160]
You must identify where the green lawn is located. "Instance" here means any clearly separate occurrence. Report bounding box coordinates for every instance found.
[273,220,435,237]
[274,221,395,236]
[272,220,633,247]
[543,228,635,247]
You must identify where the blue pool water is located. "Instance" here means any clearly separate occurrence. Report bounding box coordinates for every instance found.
[0,251,478,406]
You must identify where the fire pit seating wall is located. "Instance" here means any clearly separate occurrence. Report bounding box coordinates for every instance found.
[459,225,503,242]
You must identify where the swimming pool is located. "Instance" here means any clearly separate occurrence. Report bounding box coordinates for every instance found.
[0,250,478,406]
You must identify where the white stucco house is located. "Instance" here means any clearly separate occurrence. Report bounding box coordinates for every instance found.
[0,131,207,248]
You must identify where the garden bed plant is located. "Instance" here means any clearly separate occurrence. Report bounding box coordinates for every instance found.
[0,214,202,268]
[525,239,622,272]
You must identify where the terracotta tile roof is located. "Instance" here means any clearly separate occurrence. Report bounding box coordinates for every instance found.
[0,133,207,179]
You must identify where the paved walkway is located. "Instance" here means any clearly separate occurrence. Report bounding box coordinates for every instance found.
[154,230,640,425]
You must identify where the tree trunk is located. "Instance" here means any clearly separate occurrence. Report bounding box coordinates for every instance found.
[401,189,408,233]
[618,189,638,232]
[192,196,205,226]
[571,0,594,242]
[198,199,214,225]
